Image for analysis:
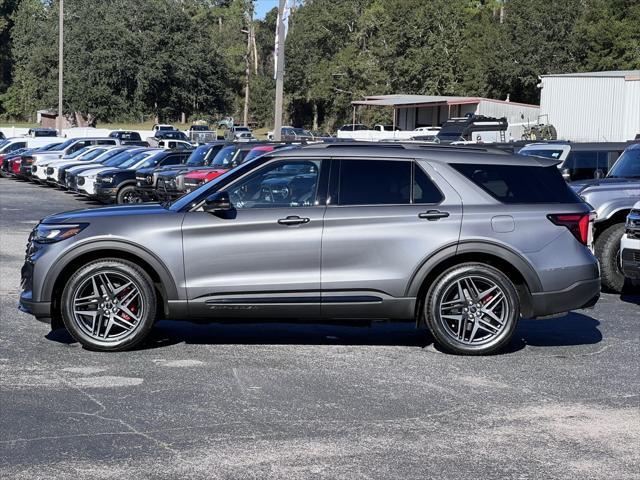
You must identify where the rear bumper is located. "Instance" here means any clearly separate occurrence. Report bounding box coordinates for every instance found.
[621,248,640,280]
[530,278,600,318]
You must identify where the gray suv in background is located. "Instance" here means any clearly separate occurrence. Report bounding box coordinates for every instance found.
[20,144,600,355]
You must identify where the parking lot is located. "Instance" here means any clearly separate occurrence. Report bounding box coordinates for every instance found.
[0,177,638,479]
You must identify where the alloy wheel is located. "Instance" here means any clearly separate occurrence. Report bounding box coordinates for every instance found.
[438,275,509,345]
[71,271,145,342]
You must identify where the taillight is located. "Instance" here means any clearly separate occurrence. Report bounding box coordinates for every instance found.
[11,159,21,174]
[548,213,595,246]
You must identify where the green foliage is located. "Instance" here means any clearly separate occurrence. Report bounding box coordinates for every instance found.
[1,0,638,128]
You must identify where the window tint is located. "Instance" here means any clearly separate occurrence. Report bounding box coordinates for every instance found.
[452,163,581,204]
[229,160,321,209]
[338,160,411,205]
[96,139,116,145]
[413,164,443,203]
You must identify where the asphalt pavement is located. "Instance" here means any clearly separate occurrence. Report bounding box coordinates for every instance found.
[0,177,638,479]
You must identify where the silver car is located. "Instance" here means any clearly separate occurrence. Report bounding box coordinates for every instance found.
[19,144,600,354]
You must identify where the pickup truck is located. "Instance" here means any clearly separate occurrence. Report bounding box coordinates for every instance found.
[570,142,640,292]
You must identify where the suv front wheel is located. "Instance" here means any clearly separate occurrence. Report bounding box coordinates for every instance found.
[425,263,519,355]
[61,259,157,351]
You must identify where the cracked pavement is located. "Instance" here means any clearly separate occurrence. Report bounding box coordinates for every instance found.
[1,177,639,479]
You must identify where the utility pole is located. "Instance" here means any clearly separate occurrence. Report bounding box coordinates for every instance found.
[242,3,254,127]
[57,0,64,133]
[273,0,286,141]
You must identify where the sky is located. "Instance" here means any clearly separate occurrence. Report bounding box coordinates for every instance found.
[254,0,279,19]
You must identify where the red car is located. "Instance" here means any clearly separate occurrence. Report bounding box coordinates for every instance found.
[183,145,276,193]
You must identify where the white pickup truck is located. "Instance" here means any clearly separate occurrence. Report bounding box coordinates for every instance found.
[337,124,440,141]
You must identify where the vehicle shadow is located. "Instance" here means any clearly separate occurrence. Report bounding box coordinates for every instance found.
[620,293,640,305]
[508,312,602,352]
[45,311,603,354]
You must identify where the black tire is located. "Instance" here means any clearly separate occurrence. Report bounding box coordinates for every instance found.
[116,185,139,204]
[594,223,625,293]
[61,259,157,351]
[424,263,520,355]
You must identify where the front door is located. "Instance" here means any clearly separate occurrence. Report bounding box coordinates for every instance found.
[182,158,327,318]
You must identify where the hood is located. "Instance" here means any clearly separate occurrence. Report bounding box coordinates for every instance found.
[570,177,639,193]
[42,203,169,224]
[79,166,113,177]
[68,163,102,174]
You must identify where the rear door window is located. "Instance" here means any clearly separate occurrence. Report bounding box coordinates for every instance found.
[452,163,581,204]
[338,160,411,206]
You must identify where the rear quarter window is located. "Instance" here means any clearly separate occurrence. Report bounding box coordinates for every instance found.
[452,163,582,204]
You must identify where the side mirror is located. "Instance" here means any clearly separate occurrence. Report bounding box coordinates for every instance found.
[203,191,232,213]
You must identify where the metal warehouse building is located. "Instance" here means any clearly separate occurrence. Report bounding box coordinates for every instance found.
[352,95,540,136]
[539,70,640,142]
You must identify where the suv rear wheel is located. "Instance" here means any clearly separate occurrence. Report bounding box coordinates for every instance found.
[61,259,157,351]
[425,263,519,355]
[595,223,625,293]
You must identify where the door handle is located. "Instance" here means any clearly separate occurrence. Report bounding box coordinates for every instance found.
[277,215,310,226]
[418,210,450,221]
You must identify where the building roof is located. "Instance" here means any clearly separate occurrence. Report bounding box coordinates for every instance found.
[541,70,640,80]
[351,94,538,108]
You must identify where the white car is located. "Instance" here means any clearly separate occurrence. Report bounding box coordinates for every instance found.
[33,146,96,182]
[77,149,159,196]
[30,137,120,182]
[621,201,640,284]
[45,146,114,184]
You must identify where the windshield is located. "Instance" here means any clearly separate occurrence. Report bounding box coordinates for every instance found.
[210,146,237,168]
[120,151,156,168]
[607,147,640,178]
[66,146,93,159]
[79,148,107,161]
[186,145,213,166]
[38,143,63,151]
[103,149,145,167]
[243,148,272,163]
[52,138,77,151]
[519,148,564,160]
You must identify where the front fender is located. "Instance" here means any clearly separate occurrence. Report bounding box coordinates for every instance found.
[41,239,180,302]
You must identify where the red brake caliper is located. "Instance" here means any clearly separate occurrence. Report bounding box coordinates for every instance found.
[118,287,136,322]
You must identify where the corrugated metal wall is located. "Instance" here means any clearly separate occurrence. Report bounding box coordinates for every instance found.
[476,100,540,126]
[540,75,640,142]
[623,80,640,141]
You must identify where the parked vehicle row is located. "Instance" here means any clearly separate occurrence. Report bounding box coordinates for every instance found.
[4,136,639,295]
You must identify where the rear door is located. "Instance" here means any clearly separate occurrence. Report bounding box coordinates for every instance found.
[321,158,463,319]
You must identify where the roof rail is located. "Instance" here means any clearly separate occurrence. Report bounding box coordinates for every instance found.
[302,141,511,155]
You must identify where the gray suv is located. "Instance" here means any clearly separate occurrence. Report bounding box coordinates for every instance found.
[20,144,600,355]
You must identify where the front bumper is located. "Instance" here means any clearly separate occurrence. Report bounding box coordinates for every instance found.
[621,248,640,280]
[530,278,601,318]
[95,186,118,202]
[156,187,183,201]
[135,183,157,201]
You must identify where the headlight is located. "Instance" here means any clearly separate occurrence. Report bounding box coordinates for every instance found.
[99,176,114,184]
[33,224,87,243]
[146,175,152,184]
